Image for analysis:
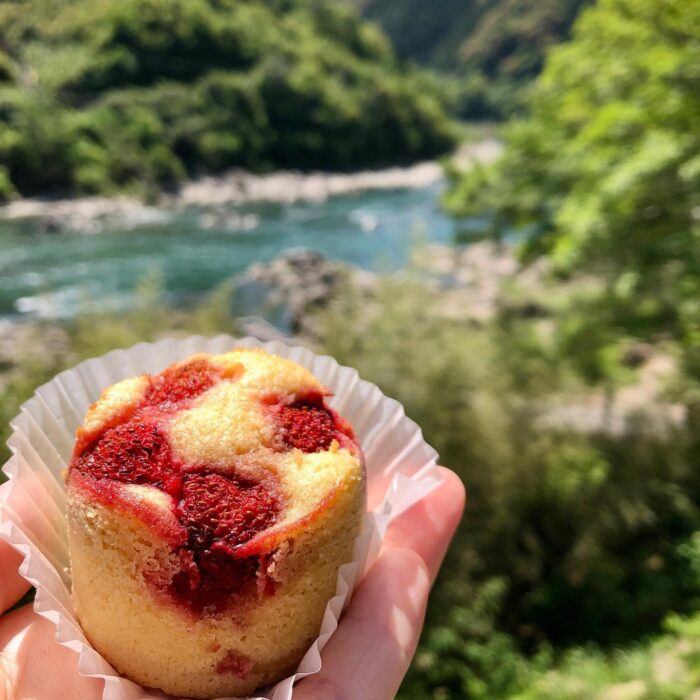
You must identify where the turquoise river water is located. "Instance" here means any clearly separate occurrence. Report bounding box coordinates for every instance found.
[0,183,457,322]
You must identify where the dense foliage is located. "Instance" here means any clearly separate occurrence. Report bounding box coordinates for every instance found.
[315,276,700,698]
[0,0,455,200]
[355,0,589,118]
[445,0,700,380]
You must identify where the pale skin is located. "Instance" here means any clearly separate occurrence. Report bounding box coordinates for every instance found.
[0,467,465,700]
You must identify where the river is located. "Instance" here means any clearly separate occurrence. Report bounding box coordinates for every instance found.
[0,182,457,321]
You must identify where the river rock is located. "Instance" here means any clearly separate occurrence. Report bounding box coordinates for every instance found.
[238,249,376,334]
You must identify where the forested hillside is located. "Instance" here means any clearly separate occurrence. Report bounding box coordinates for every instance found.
[355,0,590,117]
[0,0,455,200]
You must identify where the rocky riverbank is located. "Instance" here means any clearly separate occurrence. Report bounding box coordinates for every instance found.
[0,139,501,235]
[173,139,501,207]
[0,242,683,436]
[236,241,547,331]
[233,245,682,435]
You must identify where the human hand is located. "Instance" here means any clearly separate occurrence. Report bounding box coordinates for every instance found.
[0,493,105,700]
[0,467,464,699]
[295,466,465,700]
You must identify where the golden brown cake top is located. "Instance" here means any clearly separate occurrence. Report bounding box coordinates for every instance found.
[67,347,363,613]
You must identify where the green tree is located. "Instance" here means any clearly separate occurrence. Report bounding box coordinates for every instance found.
[445,0,700,363]
[313,276,700,697]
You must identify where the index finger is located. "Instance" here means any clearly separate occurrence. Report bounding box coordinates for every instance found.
[383,466,466,583]
[295,467,464,700]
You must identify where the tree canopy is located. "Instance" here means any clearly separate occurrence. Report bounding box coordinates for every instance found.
[445,0,700,355]
[0,0,456,199]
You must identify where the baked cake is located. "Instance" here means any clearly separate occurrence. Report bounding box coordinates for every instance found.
[65,348,365,698]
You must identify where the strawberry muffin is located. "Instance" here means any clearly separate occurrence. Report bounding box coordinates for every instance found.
[65,348,365,698]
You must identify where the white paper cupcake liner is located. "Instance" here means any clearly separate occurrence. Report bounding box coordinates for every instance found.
[0,335,441,699]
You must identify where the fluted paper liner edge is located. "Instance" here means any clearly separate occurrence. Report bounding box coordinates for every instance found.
[0,335,441,700]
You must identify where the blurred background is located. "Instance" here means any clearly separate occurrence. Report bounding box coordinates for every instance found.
[1,0,699,697]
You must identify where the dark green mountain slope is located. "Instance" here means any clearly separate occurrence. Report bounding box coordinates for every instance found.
[357,0,590,117]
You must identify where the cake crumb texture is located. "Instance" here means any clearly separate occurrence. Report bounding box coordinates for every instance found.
[65,347,365,698]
